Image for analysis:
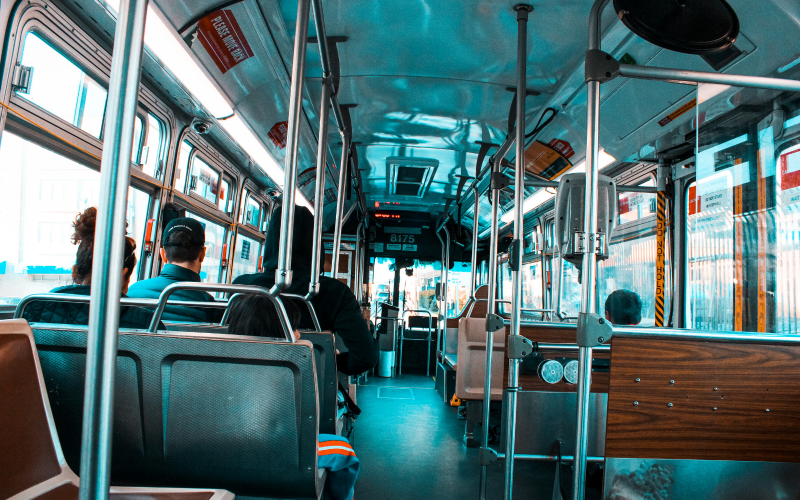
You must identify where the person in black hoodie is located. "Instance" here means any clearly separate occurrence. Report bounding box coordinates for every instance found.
[22,207,156,328]
[233,205,378,376]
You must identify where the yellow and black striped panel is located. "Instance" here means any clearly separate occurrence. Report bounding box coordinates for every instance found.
[654,191,666,327]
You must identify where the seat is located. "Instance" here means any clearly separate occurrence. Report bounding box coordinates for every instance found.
[398,315,436,376]
[298,331,339,435]
[0,318,233,500]
[32,324,324,499]
[454,317,506,401]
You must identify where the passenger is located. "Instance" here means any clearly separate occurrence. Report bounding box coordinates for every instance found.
[226,293,360,500]
[604,289,643,326]
[127,216,219,323]
[22,207,154,328]
[233,205,378,376]
[227,293,300,338]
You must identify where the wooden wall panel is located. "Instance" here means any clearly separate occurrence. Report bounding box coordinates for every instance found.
[605,336,800,462]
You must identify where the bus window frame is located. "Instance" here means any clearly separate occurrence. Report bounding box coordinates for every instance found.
[228,224,266,283]
[240,179,270,231]
[176,131,240,218]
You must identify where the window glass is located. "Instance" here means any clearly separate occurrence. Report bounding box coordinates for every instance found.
[497,260,544,316]
[558,260,582,319]
[126,188,151,284]
[140,114,164,178]
[174,140,192,189]
[218,178,231,212]
[185,212,225,283]
[17,32,107,138]
[189,157,219,204]
[230,233,260,281]
[776,144,800,333]
[131,116,143,163]
[0,132,150,302]
[597,231,671,327]
[618,178,656,225]
[244,193,261,227]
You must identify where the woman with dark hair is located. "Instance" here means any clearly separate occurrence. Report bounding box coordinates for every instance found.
[227,293,301,338]
[23,207,155,328]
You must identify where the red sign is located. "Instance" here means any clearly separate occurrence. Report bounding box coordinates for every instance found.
[687,185,701,215]
[781,148,800,191]
[548,138,575,159]
[196,10,254,74]
[268,121,288,149]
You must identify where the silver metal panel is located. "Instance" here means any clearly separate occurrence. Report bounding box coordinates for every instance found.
[499,391,607,458]
[604,458,800,500]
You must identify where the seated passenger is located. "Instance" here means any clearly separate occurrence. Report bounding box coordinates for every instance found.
[22,207,154,329]
[127,216,219,323]
[604,289,643,325]
[233,205,378,376]
[226,294,360,500]
[227,293,300,338]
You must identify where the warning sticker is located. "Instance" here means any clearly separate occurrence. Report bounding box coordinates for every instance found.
[548,139,574,159]
[658,98,697,127]
[197,10,254,74]
[780,147,800,206]
[523,140,573,180]
[268,121,288,149]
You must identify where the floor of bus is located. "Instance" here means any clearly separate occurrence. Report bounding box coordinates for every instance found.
[353,374,603,499]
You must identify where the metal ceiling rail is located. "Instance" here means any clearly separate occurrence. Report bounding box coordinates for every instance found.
[311,0,348,137]
[524,178,657,193]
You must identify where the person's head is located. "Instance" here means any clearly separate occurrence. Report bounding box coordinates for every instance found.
[71,207,138,293]
[604,289,643,325]
[159,217,206,273]
[227,294,300,338]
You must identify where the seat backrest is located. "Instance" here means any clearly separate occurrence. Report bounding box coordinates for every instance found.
[33,325,322,499]
[0,319,70,498]
[299,331,338,435]
[455,317,505,401]
[467,285,490,318]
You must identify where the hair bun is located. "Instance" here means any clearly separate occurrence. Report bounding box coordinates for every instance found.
[71,207,97,246]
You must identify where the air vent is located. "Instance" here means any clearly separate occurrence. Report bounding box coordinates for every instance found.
[386,157,438,199]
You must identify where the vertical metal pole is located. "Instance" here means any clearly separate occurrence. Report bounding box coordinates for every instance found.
[274,0,311,291]
[504,6,532,500]
[573,1,610,498]
[436,225,451,384]
[478,160,502,500]
[331,135,350,281]
[470,185,480,300]
[355,221,364,302]
[78,0,148,497]
[308,80,332,297]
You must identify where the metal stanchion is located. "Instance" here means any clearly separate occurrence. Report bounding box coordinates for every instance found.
[470,184,480,300]
[478,157,502,500]
[331,136,350,281]
[308,80,332,298]
[436,224,451,394]
[274,0,311,291]
[355,221,365,302]
[503,6,533,500]
[78,0,149,497]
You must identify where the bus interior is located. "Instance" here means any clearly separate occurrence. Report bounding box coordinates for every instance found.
[1,0,800,499]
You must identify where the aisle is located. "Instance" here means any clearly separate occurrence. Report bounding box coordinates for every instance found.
[351,374,579,500]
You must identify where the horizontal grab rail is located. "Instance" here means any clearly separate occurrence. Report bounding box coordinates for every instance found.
[149,283,295,341]
[14,293,231,320]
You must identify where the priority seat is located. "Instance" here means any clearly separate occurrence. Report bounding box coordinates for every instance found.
[31,323,325,499]
[0,318,233,500]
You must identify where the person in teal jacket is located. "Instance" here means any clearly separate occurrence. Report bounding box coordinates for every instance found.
[127,217,219,323]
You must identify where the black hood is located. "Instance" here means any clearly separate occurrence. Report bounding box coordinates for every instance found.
[262,205,319,279]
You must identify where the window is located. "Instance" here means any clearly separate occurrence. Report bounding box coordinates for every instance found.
[776,144,800,333]
[139,114,165,178]
[498,259,544,316]
[17,32,107,138]
[131,116,143,163]
[558,260,582,318]
[218,177,231,213]
[174,140,192,189]
[230,233,261,281]
[185,212,226,283]
[189,157,219,204]
[0,132,150,302]
[618,178,656,225]
[243,192,261,227]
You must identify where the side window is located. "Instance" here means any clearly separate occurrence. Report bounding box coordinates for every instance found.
[140,114,166,179]
[185,213,226,283]
[17,32,107,138]
[239,188,250,224]
[131,116,143,163]
[189,156,219,204]
[617,178,656,225]
[174,140,192,190]
[230,233,261,282]
[244,193,261,227]
[218,177,231,213]
[0,132,150,301]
